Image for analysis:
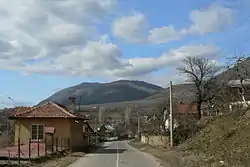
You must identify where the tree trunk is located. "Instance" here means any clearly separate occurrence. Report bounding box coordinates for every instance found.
[197,102,202,120]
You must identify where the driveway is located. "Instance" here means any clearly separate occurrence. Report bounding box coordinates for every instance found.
[68,140,162,167]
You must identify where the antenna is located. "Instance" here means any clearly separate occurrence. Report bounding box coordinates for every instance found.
[8,97,18,107]
[68,96,76,112]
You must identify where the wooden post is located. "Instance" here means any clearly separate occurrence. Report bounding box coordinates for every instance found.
[67,138,70,150]
[61,138,63,151]
[52,135,54,152]
[56,137,58,152]
[169,81,173,147]
[28,139,31,160]
[45,138,47,156]
[63,139,67,150]
[8,150,10,166]
[137,112,140,136]
[18,138,20,165]
[37,139,40,157]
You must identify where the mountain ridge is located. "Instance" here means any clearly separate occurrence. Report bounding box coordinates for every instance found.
[40,57,250,112]
[39,80,163,106]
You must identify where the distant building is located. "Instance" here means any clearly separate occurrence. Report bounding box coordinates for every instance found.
[227,79,250,87]
[227,79,250,111]
[98,124,116,138]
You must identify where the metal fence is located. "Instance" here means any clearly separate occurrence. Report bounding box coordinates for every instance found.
[0,137,70,166]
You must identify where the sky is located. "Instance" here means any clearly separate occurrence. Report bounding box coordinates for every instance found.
[0,0,250,108]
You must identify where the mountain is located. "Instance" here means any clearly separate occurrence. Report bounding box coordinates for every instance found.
[39,80,163,106]
[145,83,196,103]
[142,57,250,105]
[78,83,196,119]
[40,57,250,115]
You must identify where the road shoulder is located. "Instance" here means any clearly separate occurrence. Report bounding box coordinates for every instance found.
[128,140,222,167]
[125,140,166,167]
[31,144,104,167]
[31,152,85,167]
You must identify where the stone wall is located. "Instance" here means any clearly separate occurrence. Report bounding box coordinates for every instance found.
[141,135,169,147]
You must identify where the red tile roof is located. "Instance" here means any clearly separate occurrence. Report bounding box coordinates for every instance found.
[11,107,34,116]
[10,102,88,120]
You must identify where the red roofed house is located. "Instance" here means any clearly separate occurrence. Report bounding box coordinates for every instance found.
[178,101,208,117]
[9,102,93,150]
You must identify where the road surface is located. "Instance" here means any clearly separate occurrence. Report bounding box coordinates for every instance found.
[68,140,162,167]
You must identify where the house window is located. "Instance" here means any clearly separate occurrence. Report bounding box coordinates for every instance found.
[31,124,44,140]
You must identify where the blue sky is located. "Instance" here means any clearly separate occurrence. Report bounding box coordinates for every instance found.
[0,0,250,108]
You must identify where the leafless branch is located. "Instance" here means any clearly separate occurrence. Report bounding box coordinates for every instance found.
[177,56,221,119]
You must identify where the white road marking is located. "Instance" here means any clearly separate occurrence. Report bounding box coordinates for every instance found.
[116,143,119,167]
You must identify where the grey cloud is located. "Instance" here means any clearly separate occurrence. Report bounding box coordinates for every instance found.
[0,40,12,53]
[0,0,224,82]
[45,0,117,24]
[0,0,117,64]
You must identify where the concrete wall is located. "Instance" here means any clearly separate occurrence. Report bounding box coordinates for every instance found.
[141,135,169,147]
[14,118,70,145]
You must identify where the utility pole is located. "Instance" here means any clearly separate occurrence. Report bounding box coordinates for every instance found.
[99,107,104,124]
[7,97,18,145]
[78,96,82,112]
[137,112,140,135]
[68,96,76,112]
[124,107,131,128]
[169,81,173,147]
[94,107,98,144]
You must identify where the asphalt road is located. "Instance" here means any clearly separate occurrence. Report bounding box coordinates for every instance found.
[68,140,162,167]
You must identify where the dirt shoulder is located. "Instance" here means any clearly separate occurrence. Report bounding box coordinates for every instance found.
[129,140,224,167]
[30,152,85,167]
[130,110,250,167]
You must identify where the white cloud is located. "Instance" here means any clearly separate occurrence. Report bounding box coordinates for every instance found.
[188,3,234,34]
[0,31,221,80]
[0,0,223,85]
[38,23,92,48]
[0,35,129,77]
[114,3,234,44]
[112,12,148,43]
[148,25,181,44]
[0,0,117,60]
[112,44,220,77]
[53,36,129,76]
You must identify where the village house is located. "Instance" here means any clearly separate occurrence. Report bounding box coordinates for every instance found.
[227,79,250,111]
[9,102,94,150]
[174,101,208,117]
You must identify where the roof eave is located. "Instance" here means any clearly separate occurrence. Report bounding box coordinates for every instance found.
[8,116,89,120]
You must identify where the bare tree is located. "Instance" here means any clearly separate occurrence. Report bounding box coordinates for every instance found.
[177,56,220,119]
